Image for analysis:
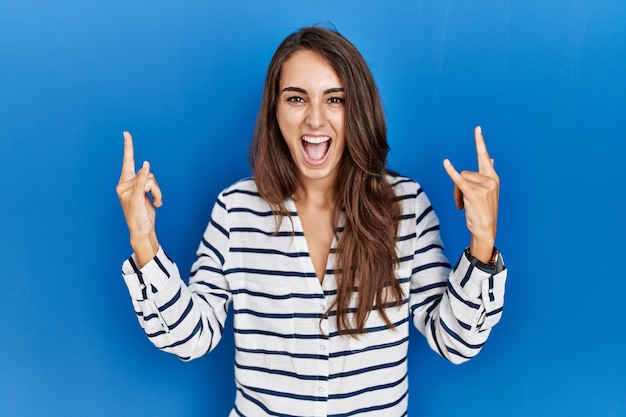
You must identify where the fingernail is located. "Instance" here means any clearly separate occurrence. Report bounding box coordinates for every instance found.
[477,126,482,135]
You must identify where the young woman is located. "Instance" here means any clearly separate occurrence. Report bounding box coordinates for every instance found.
[117,27,506,416]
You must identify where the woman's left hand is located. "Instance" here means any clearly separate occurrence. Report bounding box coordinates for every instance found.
[443,126,500,264]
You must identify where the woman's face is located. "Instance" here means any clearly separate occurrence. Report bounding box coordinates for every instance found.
[276,49,346,189]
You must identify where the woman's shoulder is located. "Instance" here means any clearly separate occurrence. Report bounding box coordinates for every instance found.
[386,172,425,199]
[219,177,260,198]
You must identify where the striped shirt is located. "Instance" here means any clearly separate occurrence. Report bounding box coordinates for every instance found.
[121,176,507,416]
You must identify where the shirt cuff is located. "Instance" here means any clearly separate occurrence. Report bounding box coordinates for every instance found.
[450,250,507,301]
[121,246,174,301]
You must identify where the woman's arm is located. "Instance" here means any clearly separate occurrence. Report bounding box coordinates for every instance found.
[116,132,231,360]
[116,131,161,267]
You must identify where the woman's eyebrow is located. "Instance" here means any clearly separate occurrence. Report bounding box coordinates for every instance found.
[324,87,345,94]
[281,86,307,94]
[281,86,345,94]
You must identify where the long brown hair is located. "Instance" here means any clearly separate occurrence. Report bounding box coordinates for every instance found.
[249,26,403,335]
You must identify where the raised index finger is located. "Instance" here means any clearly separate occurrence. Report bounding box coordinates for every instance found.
[474,126,494,174]
[120,131,136,181]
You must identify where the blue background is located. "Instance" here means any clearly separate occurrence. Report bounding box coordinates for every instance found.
[1,1,625,416]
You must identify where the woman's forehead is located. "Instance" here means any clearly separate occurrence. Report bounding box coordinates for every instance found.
[279,50,342,89]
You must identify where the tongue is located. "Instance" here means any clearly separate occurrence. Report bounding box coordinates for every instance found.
[303,141,329,160]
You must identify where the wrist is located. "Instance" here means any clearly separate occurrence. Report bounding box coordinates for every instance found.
[464,247,504,274]
[130,233,159,268]
[469,236,495,264]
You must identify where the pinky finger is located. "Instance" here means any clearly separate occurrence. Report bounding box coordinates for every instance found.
[443,159,460,181]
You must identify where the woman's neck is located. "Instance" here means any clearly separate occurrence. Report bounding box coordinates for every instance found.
[294,176,337,208]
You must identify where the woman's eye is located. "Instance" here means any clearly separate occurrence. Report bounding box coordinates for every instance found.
[287,96,305,103]
[328,97,345,105]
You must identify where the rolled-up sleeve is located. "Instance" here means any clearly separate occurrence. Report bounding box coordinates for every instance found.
[408,183,507,364]
[120,192,232,361]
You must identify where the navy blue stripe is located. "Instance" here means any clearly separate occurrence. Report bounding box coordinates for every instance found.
[233,308,320,320]
[460,262,474,287]
[236,346,326,361]
[235,387,306,417]
[453,254,462,272]
[231,288,323,300]
[129,257,147,300]
[447,281,481,309]
[429,318,446,358]
[162,250,174,263]
[167,298,194,331]
[410,281,447,295]
[398,232,416,242]
[415,205,434,226]
[190,264,222,277]
[128,256,139,273]
[146,327,168,338]
[447,346,473,360]
[329,356,406,379]
[410,294,442,313]
[241,384,326,403]
[458,319,472,331]
[163,318,203,350]
[235,362,324,382]
[230,227,304,237]
[394,193,418,202]
[489,275,495,302]
[328,372,407,400]
[398,254,413,263]
[329,317,409,338]
[391,177,414,187]
[412,261,450,275]
[423,296,442,325]
[159,287,182,312]
[230,247,309,258]
[225,267,316,278]
[137,277,147,300]
[415,243,443,255]
[203,308,216,352]
[153,255,170,278]
[215,197,226,211]
[223,188,260,198]
[331,336,408,358]
[233,328,324,340]
[487,306,503,317]
[322,297,409,318]
[201,237,225,266]
[440,318,484,349]
[141,312,159,321]
[328,385,408,417]
[191,281,230,301]
[228,207,274,217]
[210,217,229,238]
[419,225,440,238]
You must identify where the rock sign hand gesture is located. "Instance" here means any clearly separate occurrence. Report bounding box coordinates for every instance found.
[116,131,162,268]
[443,126,500,264]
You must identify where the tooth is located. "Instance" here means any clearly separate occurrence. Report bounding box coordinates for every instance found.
[302,136,330,144]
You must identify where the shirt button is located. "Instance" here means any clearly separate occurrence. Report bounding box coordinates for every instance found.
[139,284,146,290]
[320,304,326,311]
[320,345,326,351]
[319,387,326,393]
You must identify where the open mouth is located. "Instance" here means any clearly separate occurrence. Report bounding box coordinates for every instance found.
[301,135,332,165]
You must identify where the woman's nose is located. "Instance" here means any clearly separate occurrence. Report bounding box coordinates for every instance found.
[305,101,326,129]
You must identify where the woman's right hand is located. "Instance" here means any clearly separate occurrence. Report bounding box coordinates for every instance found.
[116,131,162,268]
